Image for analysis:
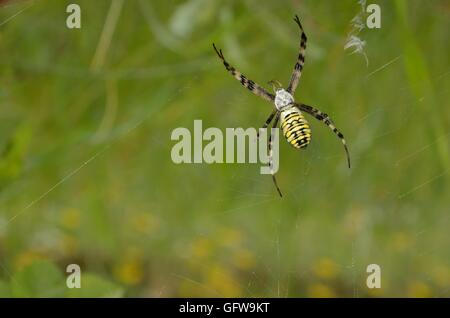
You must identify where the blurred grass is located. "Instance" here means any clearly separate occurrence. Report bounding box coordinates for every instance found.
[0,0,449,297]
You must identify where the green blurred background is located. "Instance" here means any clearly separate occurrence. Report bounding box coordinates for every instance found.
[0,0,449,297]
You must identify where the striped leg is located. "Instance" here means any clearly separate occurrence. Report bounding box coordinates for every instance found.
[257,110,277,139]
[297,103,351,168]
[287,15,307,94]
[213,43,275,103]
[269,112,283,197]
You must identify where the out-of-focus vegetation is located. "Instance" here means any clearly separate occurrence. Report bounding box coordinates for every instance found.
[0,0,449,297]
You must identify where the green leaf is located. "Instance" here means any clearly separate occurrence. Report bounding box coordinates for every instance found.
[11,261,65,298]
[0,280,11,298]
[66,274,124,298]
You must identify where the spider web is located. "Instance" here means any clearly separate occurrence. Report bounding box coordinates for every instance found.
[0,0,449,298]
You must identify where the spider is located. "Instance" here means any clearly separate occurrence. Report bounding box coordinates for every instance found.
[213,14,350,197]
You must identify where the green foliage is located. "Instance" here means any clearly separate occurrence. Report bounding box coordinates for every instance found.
[66,274,124,298]
[0,123,32,188]
[0,280,11,297]
[0,0,448,297]
[1,260,123,298]
[11,261,65,297]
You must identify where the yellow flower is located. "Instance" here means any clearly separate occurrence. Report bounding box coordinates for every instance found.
[191,238,213,259]
[206,264,242,297]
[113,257,144,286]
[307,283,337,298]
[391,232,412,251]
[217,228,243,248]
[431,264,450,288]
[130,212,159,234]
[407,281,432,298]
[232,249,256,270]
[178,279,217,297]
[14,251,46,270]
[59,235,79,257]
[367,286,384,297]
[60,208,80,230]
[313,258,339,280]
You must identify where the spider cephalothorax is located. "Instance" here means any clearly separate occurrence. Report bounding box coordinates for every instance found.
[213,14,350,197]
[274,89,294,111]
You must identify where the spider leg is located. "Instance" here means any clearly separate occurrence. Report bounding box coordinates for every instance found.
[268,111,283,197]
[296,103,351,168]
[287,15,307,94]
[257,110,277,139]
[213,43,275,103]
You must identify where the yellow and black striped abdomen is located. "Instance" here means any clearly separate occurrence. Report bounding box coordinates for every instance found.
[280,108,311,149]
